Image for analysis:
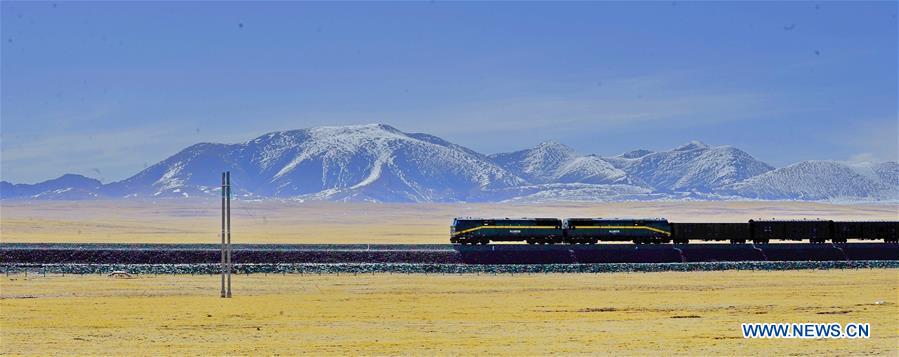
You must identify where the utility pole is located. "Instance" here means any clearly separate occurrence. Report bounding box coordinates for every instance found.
[226,171,232,298]
[221,171,232,298]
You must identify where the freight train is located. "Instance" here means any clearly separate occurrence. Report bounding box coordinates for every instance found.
[450,218,899,245]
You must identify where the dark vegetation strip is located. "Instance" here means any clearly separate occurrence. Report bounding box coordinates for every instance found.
[2,261,898,275]
[2,243,896,264]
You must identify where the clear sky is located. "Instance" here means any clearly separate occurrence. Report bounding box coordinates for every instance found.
[2,1,896,183]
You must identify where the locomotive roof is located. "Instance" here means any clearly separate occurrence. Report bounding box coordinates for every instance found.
[453,217,560,220]
[565,217,668,221]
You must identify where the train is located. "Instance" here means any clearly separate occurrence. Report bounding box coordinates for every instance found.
[450,218,899,245]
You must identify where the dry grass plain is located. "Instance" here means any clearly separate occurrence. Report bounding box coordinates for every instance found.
[1,200,897,244]
[1,269,897,355]
[2,200,897,355]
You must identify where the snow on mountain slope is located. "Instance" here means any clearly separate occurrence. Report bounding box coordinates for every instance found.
[722,160,898,200]
[619,149,654,159]
[497,183,746,203]
[871,161,898,186]
[603,141,774,192]
[406,132,486,159]
[488,141,577,183]
[490,183,655,203]
[552,155,638,185]
[103,143,237,198]
[489,141,637,185]
[106,124,524,202]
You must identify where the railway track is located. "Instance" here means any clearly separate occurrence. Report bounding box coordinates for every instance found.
[2,243,897,264]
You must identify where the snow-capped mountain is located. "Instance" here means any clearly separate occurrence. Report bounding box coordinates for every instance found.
[723,160,899,200]
[2,124,896,202]
[488,141,578,183]
[486,140,776,197]
[488,141,637,186]
[103,124,523,202]
[601,141,775,192]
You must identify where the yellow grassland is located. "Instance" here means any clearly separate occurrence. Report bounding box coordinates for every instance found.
[1,200,897,244]
[1,270,897,355]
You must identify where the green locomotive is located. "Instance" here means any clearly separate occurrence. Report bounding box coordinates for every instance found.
[450,218,563,245]
[566,218,671,244]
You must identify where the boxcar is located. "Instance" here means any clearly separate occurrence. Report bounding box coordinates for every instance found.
[670,223,750,244]
[565,218,671,244]
[749,220,833,243]
[833,221,899,243]
[450,218,563,245]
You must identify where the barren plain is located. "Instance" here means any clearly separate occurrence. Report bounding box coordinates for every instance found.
[1,200,896,244]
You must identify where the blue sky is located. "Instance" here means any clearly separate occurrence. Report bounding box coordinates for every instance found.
[2,1,896,183]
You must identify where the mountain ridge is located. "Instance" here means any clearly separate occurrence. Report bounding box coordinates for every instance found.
[2,124,896,202]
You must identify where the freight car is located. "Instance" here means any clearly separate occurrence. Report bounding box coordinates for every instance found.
[450,218,564,245]
[669,223,750,244]
[833,221,898,243]
[749,220,833,244]
[450,217,899,245]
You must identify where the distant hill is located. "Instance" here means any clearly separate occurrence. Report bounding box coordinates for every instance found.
[2,124,896,202]
[600,140,775,193]
[1,174,104,200]
[721,161,898,201]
